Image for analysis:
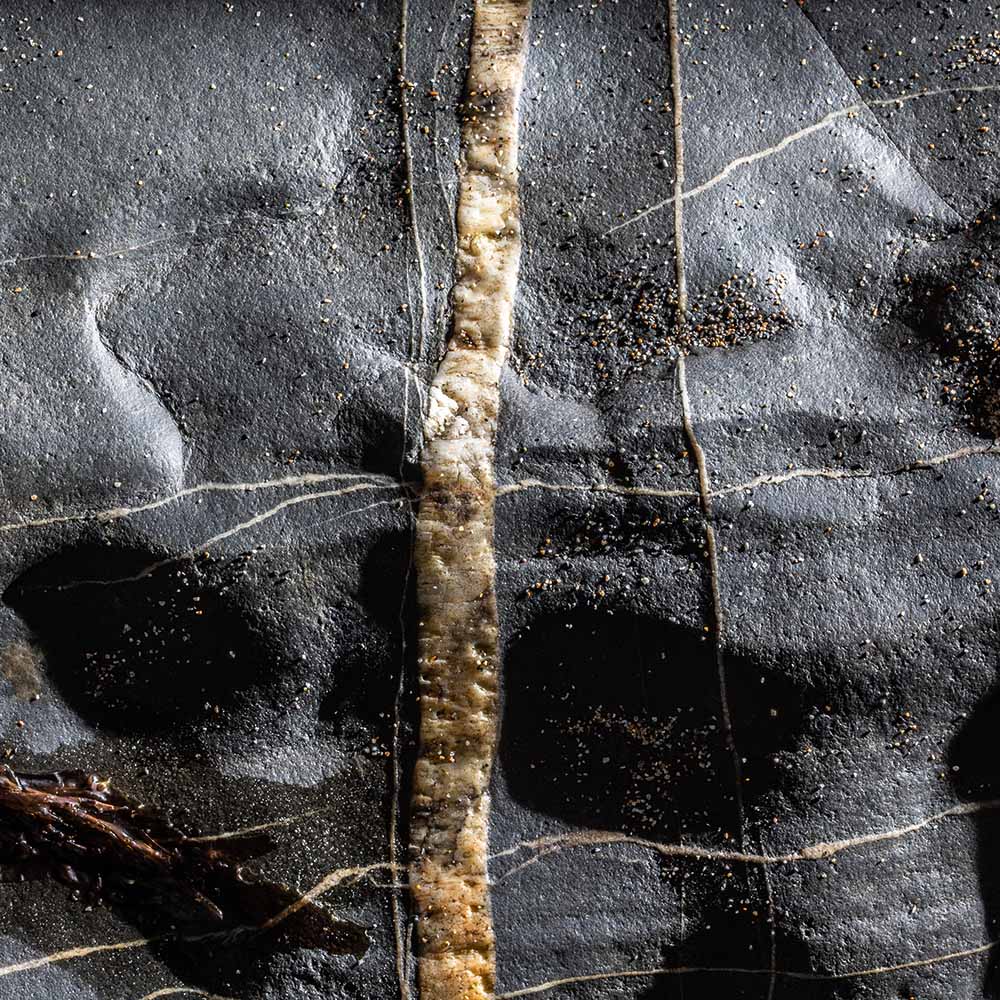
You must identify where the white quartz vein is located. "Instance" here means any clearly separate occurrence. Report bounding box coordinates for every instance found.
[0,936,155,979]
[258,861,398,932]
[137,989,238,1000]
[495,938,998,997]
[3,793,995,986]
[496,443,1000,505]
[0,471,401,535]
[43,485,402,591]
[496,478,697,499]
[184,808,331,843]
[0,232,196,267]
[0,860,397,982]
[490,797,1000,875]
[603,82,1000,238]
[3,443,991,539]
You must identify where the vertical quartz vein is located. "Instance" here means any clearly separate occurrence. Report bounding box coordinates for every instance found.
[409,3,532,1000]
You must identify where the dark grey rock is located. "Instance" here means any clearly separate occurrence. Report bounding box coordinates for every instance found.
[2,1,1000,998]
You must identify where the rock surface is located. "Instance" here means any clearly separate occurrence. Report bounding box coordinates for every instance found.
[2,2,1000,999]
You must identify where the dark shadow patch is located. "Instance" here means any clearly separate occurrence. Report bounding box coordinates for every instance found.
[900,266,1000,437]
[501,609,810,838]
[356,523,416,631]
[948,684,1000,999]
[317,523,417,885]
[3,545,274,735]
[329,366,411,480]
[895,205,1000,438]
[500,609,742,839]
[319,525,415,736]
[499,608,820,989]
[644,901,826,1000]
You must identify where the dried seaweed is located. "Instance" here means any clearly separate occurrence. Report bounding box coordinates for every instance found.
[0,768,367,957]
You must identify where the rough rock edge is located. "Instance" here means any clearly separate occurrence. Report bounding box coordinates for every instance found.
[409,3,532,999]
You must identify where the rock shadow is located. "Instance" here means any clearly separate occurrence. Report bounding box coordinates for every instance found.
[948,681,1000,999]
[3,544,273,735]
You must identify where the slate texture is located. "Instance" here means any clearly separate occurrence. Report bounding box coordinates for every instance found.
[2,2,1000,999]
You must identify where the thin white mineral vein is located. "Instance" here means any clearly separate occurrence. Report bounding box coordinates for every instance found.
[408,3,531,999]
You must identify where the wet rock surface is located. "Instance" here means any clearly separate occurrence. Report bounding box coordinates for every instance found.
[3,1,1000,998]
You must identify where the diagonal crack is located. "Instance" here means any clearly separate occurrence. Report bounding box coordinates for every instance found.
[0,470,403,535]
[136,989,238,1000]
[32,484,404,593]
[794,3,960,221]
[495,938,998,997]
[0,860,397,983]
[602,82,1000,238]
